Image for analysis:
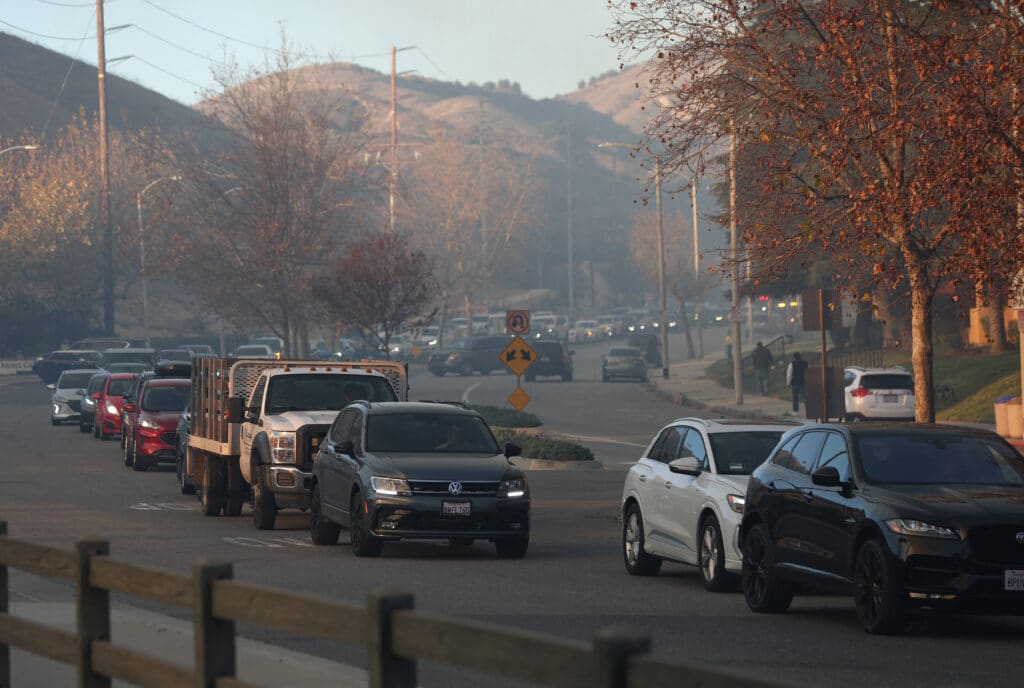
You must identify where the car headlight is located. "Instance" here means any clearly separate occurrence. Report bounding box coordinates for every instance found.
[370,476,411,496]
[138,417,161,430]
[105,402,119,414]
[52,403,60,414]
[498,477,527,498]
[885,519,960,540]
[726,494,745,514]
[270,430,296,464]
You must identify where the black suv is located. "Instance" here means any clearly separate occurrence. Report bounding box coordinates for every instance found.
[740,422,1024,634]
[524,339,573,382]
[33,349,101,385]
[427,336,511,376]
[310,401,529,557]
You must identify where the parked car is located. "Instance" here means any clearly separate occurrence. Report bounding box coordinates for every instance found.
[740,423,1024,633]
[33,349,100,385]
[843,366,915,421]
[524,339,573,382]
[123,378,191,471]
[310,401,529,557]
[79,371,109,434]
[94,373,137,440]
[621,418,798,590]
[234,344,276,359]
[98,347,157,371]
[427,336,511,376]
[602,347,647,382]
[176,397,194,495]
[48,369,97,425]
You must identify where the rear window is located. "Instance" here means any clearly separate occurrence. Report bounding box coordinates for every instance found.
[107,378,135,396]
[102,351,156,367]
[857,432,1024,485]
[58,372,96,388]
[859,374,913,390]
[141,384,190,413]
[708,431,786,475]
[609,348,642,357]
[265,374,397,414]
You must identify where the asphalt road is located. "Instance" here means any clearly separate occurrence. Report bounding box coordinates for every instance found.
[3,338,1023,688]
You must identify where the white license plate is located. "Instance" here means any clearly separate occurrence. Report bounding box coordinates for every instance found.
[882,394,898,403]
[1005,570,1024,591]
[442,501,471,517]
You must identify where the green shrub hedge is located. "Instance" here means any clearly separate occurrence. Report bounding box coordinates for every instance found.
[493,428,595,462]
[470,404,542,428]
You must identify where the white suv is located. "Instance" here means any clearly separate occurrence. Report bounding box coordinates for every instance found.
[842,366,915,421]
[621,417,800,591]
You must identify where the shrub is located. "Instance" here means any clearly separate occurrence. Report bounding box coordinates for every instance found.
[493,428,595,462]
[470,404,542,428]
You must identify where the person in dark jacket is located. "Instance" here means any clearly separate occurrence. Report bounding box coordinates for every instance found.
[786,352,808,413]
[751,341,773,395]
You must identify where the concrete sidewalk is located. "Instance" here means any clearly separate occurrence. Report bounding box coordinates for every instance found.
[7,601,368,687]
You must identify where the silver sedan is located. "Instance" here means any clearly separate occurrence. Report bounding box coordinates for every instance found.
[601,347,647,382]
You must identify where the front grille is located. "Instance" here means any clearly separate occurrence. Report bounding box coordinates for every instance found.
[408,480,499,496]
[297,425,330,470]
[378,508,520,533]
[68,400,82,413]
[970,526,1024,566]
[160,431,177,447]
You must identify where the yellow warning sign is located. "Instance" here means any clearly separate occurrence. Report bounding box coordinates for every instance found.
[499,336,537,377]
[508,387,531,411]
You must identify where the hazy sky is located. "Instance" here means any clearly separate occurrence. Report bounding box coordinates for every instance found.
[5,0,625,105]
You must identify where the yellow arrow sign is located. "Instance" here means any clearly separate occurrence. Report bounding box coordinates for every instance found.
[499,335,537,377]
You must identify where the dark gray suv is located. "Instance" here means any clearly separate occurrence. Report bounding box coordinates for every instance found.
[427,336,511,376]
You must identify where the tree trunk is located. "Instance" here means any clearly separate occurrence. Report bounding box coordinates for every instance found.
[678,298,695,359]
[905,251,936,423]
[988,284,1010,354]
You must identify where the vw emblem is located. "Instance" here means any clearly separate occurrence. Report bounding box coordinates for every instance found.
[1016,532,1024,545]
[448,481,463,496]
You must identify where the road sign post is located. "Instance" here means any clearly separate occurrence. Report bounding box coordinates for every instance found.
[500,336,537,410]
[506,310,530,336]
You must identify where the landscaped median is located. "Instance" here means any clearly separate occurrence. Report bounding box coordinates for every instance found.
[470,404,599,468]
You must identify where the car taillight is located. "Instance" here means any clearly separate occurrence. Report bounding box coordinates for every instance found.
[850,387,871,398]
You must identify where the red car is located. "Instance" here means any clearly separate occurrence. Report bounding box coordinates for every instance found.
[93,373,138,440]
[123,378,190,472]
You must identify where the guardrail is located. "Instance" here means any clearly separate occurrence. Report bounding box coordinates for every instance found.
[0,522,782,688]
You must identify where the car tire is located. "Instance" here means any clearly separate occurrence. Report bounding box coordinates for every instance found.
[94,420,102,439]
[50,418,59,426]
[495,534,529,559]
[252,466,278,530]
[560,371,573,382]
[699,515,737,592]
[177,452,196,495]
[132,455,148,472]
[854,539,907,634]
[122,436,135,467]
[350,491,382,557]
[79,422,89,433]
[459,361,474,376]
[200,457,224,517]
[742,523,793,613]
[431,370,445,377]
[622,502,662,576]
[310,483,341,545]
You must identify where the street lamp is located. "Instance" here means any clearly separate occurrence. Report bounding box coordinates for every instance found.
[0,144,40,156]
[598,141,670,379]
[137,176,182,346]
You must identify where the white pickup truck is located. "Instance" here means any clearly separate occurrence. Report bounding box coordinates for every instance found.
[187,357,408,529]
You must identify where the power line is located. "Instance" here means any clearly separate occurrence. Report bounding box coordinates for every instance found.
[111,55,206,90]
[131,25,215,63]
[0,18,96,40]
[41,9,95,139]
[35,0,106,7]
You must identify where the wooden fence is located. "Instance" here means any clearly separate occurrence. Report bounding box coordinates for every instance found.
[0,522,783,688]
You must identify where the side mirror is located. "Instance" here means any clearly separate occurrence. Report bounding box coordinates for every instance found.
[811,465,842,487]
[225,396,245,424]
[504,442,522,459]
[123,402,136,413]
[338,440,355,456]
[92,392,101,400]
[46,384,55,391]
[669,456,703,476]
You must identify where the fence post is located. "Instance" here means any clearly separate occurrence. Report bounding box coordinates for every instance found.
[592,626,651,688]
[0,522,9,688]
[76,539,111,688]
[193,562,235,688]
[368,589,415,688]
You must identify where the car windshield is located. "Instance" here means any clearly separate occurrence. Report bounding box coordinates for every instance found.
[708,431,787,475]
[857,432,1024,485]
[365,413,500,454]
[107,378,135,396]
[141,385,190,413]
[58,372,95,388]
[265,374,397,413]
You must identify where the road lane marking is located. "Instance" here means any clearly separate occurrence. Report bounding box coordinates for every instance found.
[461,382,482,404]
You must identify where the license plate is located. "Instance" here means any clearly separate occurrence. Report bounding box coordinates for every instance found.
[1005,570,1024,591]
[442,501,471,517]
[882,394,898,403]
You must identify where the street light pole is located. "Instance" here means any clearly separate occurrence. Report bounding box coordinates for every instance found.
[730,123,743,405]
[136,176,181,346]
[390,45,415,233]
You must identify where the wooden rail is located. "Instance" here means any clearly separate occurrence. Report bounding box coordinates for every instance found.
[0,522,784,688]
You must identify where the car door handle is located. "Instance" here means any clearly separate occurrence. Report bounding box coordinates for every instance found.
[638,475,647,482]
[664,481,672,489]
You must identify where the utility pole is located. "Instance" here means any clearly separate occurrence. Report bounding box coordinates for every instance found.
[566,122,574,321]
[97,0,114,335]
[655,158,669,380]
[390,45,398,234]
[692,177,703,358]
[730,123,743,405]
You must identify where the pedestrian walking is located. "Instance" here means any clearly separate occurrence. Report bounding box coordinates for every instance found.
[751,341,773,395]
[786,352,808,414]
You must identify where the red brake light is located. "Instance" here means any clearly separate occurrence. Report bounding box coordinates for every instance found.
[850,387,871,398]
